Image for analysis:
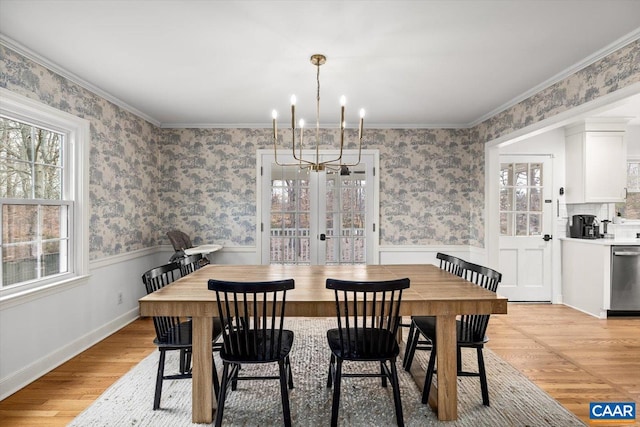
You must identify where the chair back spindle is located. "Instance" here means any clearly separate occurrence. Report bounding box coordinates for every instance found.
[459,261,502,342]
[327,278,410,359]
[436,252,466,277]
[180,253,205,276]
[208,279,294,362]
[141,262,184,344]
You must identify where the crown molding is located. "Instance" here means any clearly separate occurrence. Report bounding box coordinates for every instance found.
[161,122,465,129]
[2,27,638,130]
[0,34,161,127]
[469,27,640,128]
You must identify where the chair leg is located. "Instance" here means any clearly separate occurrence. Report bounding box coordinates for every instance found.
[402,320,416,369]
[153,350,166,410]
[231,364,239,391]
[389,357,405,427]
[403,327,420,372]
[186,351,192,374]
[330,358,343,427]
[286,355,294,389]
[278,360,292,427]
[327,354,335,388]
[477,347,490,406]
[179,349,186,373]
[457,346,462,374]
[212,355,220,400]
[214,362,231,427]
[422,346,437,404]
[381,361,388,387]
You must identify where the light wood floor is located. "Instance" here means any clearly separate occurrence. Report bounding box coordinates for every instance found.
[0,304,638,426]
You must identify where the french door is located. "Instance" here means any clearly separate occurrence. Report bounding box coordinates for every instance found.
[258,150,378,265]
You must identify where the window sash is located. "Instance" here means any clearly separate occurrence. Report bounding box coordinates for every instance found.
[1,199,74,288]
[0,87,89,298]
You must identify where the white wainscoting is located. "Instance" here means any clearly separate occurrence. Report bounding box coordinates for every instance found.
[0,248,165,400]
[379,245,487,267]
[0,244,484,400]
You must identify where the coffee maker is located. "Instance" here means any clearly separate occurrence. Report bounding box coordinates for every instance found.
[569,214,599,239]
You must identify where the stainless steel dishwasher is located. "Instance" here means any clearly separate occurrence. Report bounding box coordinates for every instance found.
[610,246,640,315]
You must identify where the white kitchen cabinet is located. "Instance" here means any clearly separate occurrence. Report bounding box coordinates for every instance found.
[561,238,610,318]
[565,120,628,203]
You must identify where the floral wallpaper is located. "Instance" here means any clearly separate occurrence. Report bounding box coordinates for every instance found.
[1,39,638,258]
[0,45,161,259]
[160,127,476,247]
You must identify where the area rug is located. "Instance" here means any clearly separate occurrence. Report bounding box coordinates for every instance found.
[69,318,583,426]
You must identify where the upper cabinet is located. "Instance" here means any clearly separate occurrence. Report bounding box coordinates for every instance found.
[565,120,628,204]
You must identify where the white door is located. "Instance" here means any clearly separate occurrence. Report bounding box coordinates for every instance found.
[498,156,553,301]
[259,150,378,265]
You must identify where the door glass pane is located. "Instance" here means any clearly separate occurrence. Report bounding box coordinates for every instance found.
[529,188,542,211]
[516,213,528,236]
[325,167,367,265]
[500,188,513,211]
[269,165,310,264]
[529,163,542,186]
[500,212,512,235]
[515,164,527,186]
[500,163,513,186]
[515,188,528,211]
[500,161,545,237]
[529,214,542,235]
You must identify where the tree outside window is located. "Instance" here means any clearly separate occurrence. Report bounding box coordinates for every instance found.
[1,117,70,287]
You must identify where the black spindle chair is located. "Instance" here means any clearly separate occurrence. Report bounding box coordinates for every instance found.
[142,262,222,410]
[403,252,467,370]
[326,277,410,427]
[415,261,502,406]
[208,278,295,427]
[180,253,206,276]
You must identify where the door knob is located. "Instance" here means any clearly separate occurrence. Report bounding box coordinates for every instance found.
[320,234,326,241]
[542,234,553,241]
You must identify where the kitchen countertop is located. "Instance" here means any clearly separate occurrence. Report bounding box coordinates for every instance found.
[560,237,640,246]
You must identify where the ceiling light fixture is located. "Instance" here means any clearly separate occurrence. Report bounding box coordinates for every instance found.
[271,54,365,172]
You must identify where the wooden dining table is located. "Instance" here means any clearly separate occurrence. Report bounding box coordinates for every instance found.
[138,264,508,423]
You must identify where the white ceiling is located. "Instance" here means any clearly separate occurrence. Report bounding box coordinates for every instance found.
[1,0,640,128]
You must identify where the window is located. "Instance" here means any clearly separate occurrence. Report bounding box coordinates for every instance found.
[499,162,544,236]
[617,159,640,219]
[626,160,640,193]
[0,89,89,297]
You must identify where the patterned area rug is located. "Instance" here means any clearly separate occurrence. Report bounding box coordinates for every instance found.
[70,318,583,426]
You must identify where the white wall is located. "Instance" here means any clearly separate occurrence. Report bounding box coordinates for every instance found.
[627,124,640,157]
[0,250,165,400]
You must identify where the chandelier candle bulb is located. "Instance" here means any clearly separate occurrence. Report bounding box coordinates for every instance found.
[299,119,304,145]
[272,110,278,140]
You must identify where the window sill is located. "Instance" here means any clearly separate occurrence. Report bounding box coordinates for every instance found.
[0,274,91,310]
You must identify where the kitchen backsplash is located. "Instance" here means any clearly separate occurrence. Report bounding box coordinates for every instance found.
[562,203,640,239]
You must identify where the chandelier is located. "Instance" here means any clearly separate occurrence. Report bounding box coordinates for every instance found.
[271,54,365,172]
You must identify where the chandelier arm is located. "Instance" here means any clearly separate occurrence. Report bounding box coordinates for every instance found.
[315,58,321,170]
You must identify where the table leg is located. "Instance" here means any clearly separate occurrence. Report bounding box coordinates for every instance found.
[435,314,457,420]
[192,316,214,423]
